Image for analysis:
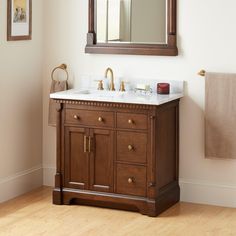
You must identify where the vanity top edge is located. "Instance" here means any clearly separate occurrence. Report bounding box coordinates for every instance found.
[50,89,183,106]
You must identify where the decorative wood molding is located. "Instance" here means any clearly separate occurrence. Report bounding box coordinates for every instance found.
[55,99,154,110]
[55,102,62,189]
[55,102,62,112]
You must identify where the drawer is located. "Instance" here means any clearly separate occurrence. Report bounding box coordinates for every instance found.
[117,112,147,130]
[117,131,147,164]
[116,164,146,197]
[65,109,114,128]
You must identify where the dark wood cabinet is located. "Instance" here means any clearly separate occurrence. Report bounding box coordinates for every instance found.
[116,163,147,197]
[64,127,88,190]
[53,99,180,216]
[64,126,113,193]
[89,128,114,192]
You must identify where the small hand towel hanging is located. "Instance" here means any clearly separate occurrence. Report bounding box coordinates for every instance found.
[48,64,68,127]
[205,72,236,159]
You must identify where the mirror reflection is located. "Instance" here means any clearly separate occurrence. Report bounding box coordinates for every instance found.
[96,0,167,44]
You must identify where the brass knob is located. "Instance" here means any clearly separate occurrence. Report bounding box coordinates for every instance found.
[98,117,103,122]
[148,182,155,187]
[128,119,133,124]
[128,178,134,184]
[73,115,79,120]
[128,145,133,151]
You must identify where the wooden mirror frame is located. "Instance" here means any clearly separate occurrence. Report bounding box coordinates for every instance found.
[85,0,178,56]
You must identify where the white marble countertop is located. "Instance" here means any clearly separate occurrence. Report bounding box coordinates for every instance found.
[50,89,183,106]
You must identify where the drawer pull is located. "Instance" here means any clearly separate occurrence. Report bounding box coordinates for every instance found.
[128,145,134,151]
[128,119,133,124]
[84,136,87,153]
[98,117,103,122]
[128,177,134,184]
[73,115,79,120]
[88,136,91,153]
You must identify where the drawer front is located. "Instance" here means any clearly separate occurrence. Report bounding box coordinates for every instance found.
[116,164,146,197]
[117,131,147,164]
[65,109,114,127]
[117,112,147,130]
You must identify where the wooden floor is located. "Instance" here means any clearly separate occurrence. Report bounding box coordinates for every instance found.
[0,187,236,236]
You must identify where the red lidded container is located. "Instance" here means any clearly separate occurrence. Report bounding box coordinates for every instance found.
[157,83,170,94]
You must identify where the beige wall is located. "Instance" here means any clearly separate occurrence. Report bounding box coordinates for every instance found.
[42,0,236,207]
[0,0,43,202]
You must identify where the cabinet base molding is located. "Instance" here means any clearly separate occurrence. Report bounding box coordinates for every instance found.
[52,188,63,205]
[53,183,180,217]
[156,182,180,215]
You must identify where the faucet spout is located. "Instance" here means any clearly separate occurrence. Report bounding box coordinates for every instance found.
[105,67,115,91]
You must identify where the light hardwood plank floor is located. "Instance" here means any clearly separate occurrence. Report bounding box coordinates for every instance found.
[0,187,236,236]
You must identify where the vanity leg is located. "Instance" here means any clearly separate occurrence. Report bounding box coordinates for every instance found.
[52,173,63,205]
[53,188,62,205]
[53,103,63,205]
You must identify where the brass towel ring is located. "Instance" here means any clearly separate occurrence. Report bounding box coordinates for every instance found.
[51,64,69,81]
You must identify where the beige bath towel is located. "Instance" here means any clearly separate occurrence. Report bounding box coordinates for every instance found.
[205,72,236,159]
[48,80,68,126]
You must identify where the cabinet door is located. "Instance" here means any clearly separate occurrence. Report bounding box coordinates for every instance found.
[89,129,114,192]
[64,127,89,190]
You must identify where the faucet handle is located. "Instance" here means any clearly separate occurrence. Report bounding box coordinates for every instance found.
[119,81,125,92]
[94,80,104,90]
[119,81,129,92]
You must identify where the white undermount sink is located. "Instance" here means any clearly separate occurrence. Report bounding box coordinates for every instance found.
[73,89,127,98]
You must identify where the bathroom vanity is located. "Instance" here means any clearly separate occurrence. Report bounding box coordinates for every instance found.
[51,89,182,216]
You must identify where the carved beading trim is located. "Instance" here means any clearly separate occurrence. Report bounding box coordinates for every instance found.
[55,99,154,110]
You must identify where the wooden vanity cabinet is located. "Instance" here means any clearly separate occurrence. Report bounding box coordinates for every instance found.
[64,127,114,192]
[53,99,180,217]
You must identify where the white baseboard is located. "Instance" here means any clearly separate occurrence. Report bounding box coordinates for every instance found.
[42,166,236,208]
[0,165,43,203]
[43,166,56,187]
[180,178,236,208]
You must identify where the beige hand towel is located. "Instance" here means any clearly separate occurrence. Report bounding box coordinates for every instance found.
[48,80,68,126]
[205,72,236,159]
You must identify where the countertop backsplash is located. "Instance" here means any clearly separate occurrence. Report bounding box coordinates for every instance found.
[77,75,184,95]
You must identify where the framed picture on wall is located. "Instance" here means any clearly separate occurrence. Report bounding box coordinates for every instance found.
[7,0,32,41]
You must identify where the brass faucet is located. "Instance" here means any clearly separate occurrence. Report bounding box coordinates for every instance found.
[105,67,115,91]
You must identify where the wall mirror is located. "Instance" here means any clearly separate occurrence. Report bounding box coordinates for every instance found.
[85,0,178,56]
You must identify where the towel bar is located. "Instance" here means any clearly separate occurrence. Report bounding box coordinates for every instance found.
[198,70,206,77]
[51,64,69,81]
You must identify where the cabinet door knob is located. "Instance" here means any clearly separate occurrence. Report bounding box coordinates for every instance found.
[148,182,155,187]
[73,115,79,120]
[98,117,103,122]
[128,177,134,184]
[128,145,133,151]
[128,119,133,124]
